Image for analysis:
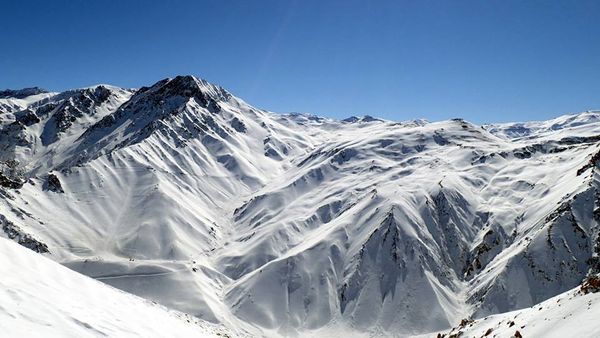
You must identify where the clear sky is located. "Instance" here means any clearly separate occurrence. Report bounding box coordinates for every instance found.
[1,1,599,123]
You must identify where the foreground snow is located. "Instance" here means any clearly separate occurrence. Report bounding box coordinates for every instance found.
[0,237,233,337]
[431,287,600,338]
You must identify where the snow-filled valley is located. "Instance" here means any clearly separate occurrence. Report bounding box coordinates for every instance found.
[1,75,600,337]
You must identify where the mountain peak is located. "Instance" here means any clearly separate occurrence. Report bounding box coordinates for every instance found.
[136,75,231,105]
[342,115,384,123]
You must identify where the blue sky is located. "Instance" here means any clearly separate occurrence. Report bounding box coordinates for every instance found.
[1,1,599,123]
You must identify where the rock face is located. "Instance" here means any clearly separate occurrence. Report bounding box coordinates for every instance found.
[0,160,24,189]
[44,174,63,193]
[1,216,49,253]
[0,173,23,189]
[2,75,600,337]
[581,275,600,294]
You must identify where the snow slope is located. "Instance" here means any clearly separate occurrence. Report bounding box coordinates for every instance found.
[0,237,237,337]
[1,76,600,337]
[432,286,600,338]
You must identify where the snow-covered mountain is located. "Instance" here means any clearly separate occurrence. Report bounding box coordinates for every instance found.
[1,75,599,337]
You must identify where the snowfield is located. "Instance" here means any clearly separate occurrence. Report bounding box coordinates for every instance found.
[1,76,600,337]
[0,237,236,337]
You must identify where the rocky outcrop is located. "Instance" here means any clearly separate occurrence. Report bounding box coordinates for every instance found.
[43,173,63,193]
[581,275,600,294]
[1,215,49,253]
[0,173,23,189]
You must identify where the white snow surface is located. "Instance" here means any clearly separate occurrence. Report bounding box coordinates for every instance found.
[0,237,236,337]
[429,287,600,338]
[1,75,600,337]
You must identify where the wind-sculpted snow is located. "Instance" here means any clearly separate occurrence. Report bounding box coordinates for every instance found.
[1,76,600,337]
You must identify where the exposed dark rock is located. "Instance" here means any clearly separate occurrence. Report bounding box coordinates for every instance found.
[331,148,358,165]
[433,131,451,145]
[264,146,282,159]
[15,110,41,126]
[576,148,600,176]
[464,229,503,278]
[559,135,600,145]
[458,318,474,328]
[150,75,230,107]
[0,173,23,189]
[230,117,247,133]
[1,216,49,253]
[581,275,600,294]
[0,160,24,189]
[37,86,116,145]
[362,115,381,122]
[471,142,568,165]
[342,115,382,123]
[44,173,64,193]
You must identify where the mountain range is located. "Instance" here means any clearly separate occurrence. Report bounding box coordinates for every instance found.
[1,75,599,337]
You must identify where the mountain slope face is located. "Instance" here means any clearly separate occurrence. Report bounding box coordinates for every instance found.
[1,76,600,337]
